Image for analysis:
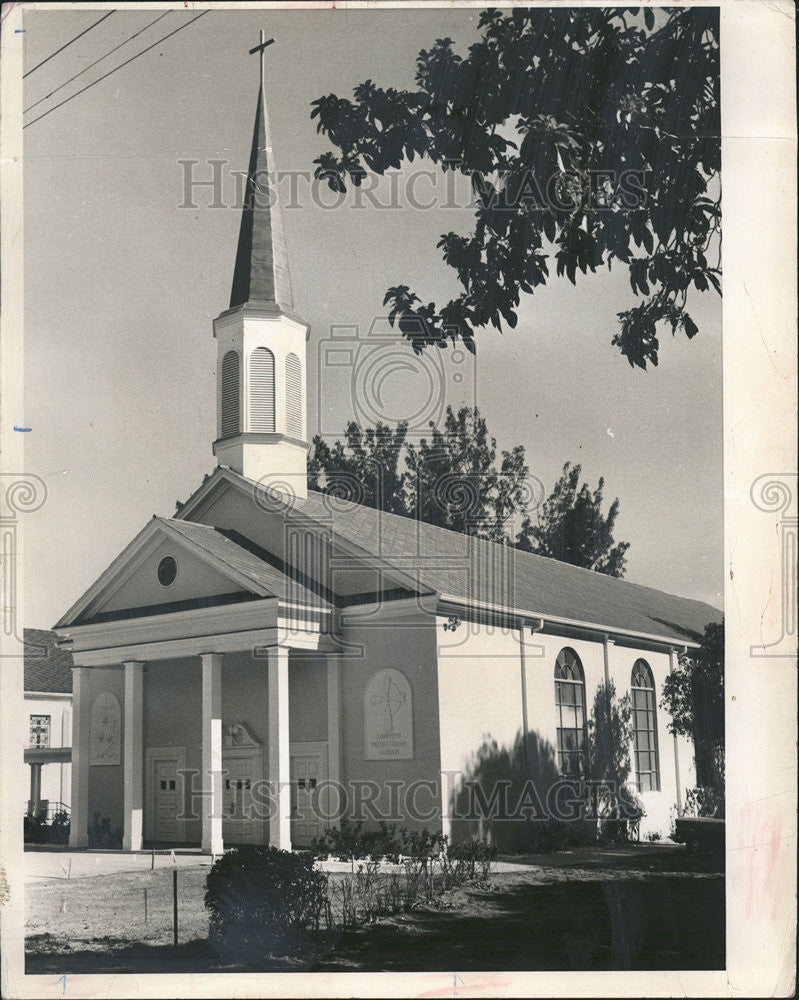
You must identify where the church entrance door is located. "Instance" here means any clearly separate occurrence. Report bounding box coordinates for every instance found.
[145,747,186,844]
[222,747,262,845]
[290,742,328,847]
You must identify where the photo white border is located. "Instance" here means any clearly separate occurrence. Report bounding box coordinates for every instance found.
[1,1,796,996]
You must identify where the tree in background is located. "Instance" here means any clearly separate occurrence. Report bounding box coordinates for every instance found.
[519,461,630,577]
[308,406,535,548]
[308,409,631,576]
[311,7,720,369]
[660,620,725,798]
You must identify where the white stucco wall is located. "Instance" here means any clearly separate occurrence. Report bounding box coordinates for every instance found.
[437,617,694,844]
[339,606,442,833]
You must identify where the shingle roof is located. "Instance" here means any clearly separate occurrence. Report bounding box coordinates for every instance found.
[160,518,328,608]
[24,628,73,693]
[186,470,720,645]
[295,490,720,643]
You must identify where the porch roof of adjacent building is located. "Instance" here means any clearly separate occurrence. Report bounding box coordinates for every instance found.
[24,628,74,693]
[178,467,723,646]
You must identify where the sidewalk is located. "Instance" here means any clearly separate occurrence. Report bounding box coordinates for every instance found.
[24,847,213,881]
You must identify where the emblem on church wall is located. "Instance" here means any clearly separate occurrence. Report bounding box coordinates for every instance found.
[364,668,414,760]
[89,692,121,766]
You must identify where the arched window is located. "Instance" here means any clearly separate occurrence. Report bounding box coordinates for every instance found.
[249,347,275,432]
[631,659,660,791]
[220,350,240,438]
[554,648,587,778]
[285,352,302,438]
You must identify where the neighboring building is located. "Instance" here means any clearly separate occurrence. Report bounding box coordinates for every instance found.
[23,628,72,819]
[53,54,722,854]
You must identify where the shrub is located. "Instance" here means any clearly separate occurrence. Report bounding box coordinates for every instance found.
[88,812,122,849]
[683,785,725,819]
[311,821,446,862]
[25,811,71,846]
[204,846,328,965]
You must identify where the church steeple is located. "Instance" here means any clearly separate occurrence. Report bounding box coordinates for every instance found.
[229,33,294,311]
[212,33,308,501]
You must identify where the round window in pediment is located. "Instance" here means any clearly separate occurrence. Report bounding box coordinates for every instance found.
[157,555,178,587]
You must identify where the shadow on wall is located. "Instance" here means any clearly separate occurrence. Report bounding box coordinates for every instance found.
[450,730,595,853]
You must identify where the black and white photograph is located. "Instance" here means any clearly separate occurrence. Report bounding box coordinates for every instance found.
[0,2,795,996]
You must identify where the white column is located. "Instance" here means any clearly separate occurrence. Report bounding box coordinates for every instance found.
[201,652,224,855]
[69,666,90,848]
[267,646,291,849]
[122,660,145,851]
[668,647,683,815]
[326,652,342,828]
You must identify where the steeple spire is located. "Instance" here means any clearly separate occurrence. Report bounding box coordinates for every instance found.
[229,32,294,311]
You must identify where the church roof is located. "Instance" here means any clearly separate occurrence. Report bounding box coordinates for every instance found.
[179,468,723,646]
[24,628,74,693]
[228,75,294,312]
[161,518,327,607]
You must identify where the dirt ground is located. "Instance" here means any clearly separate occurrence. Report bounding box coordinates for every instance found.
[25,844,724,974]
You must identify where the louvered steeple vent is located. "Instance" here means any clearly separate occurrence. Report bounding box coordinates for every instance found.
[211,35,309,500]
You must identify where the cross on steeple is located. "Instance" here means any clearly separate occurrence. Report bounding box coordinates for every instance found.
[248,30,274,93]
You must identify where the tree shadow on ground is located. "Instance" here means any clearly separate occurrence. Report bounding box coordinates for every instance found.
[314,876,725,972]
[25,934,334,975]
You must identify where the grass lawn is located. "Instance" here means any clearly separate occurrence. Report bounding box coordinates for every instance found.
[25,846,724,974]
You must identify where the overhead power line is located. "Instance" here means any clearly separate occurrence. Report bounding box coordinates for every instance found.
[24,12,172,116]
[24,11,209,130]
[23,11,115,79]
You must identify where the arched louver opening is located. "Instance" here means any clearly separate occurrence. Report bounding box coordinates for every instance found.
[285,352,302,438]
[249,347,275,432]
[220,350,240,439]
[631,659,660,791]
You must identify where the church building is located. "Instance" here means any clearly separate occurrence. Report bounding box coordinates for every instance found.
[53,49,722,855]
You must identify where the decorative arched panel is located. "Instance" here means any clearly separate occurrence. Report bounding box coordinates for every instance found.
[285,352,303,438]
[249,347,276,432]
[220,350,240,439]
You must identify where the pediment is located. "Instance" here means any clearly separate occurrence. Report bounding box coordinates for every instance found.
[55,518,274,628]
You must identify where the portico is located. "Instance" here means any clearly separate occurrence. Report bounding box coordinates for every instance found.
[56,532,339,854]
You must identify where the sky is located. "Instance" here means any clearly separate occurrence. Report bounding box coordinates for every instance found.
[19,6,723,628]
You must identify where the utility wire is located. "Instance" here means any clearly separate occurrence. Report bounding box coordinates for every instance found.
[25,12,172,115]
[23,11,115,79]
[24,11,209,130]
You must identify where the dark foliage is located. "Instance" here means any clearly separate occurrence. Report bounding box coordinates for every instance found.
[311,7,720,368]
[311,820,446,862]
[660,620,724,792]
[204,846,328,965]
[520,461,630,576]
[88,811,122,849]
[24,810,70,846]
[310,410,630,575]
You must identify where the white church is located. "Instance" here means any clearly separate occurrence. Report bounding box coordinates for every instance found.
[53,50,722,855]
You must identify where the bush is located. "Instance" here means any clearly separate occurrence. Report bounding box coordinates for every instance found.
[683,785,724,819]
[204,846,328,965]
[88,812,122,849]
[24,811,71,846]
[311,821,446,862]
